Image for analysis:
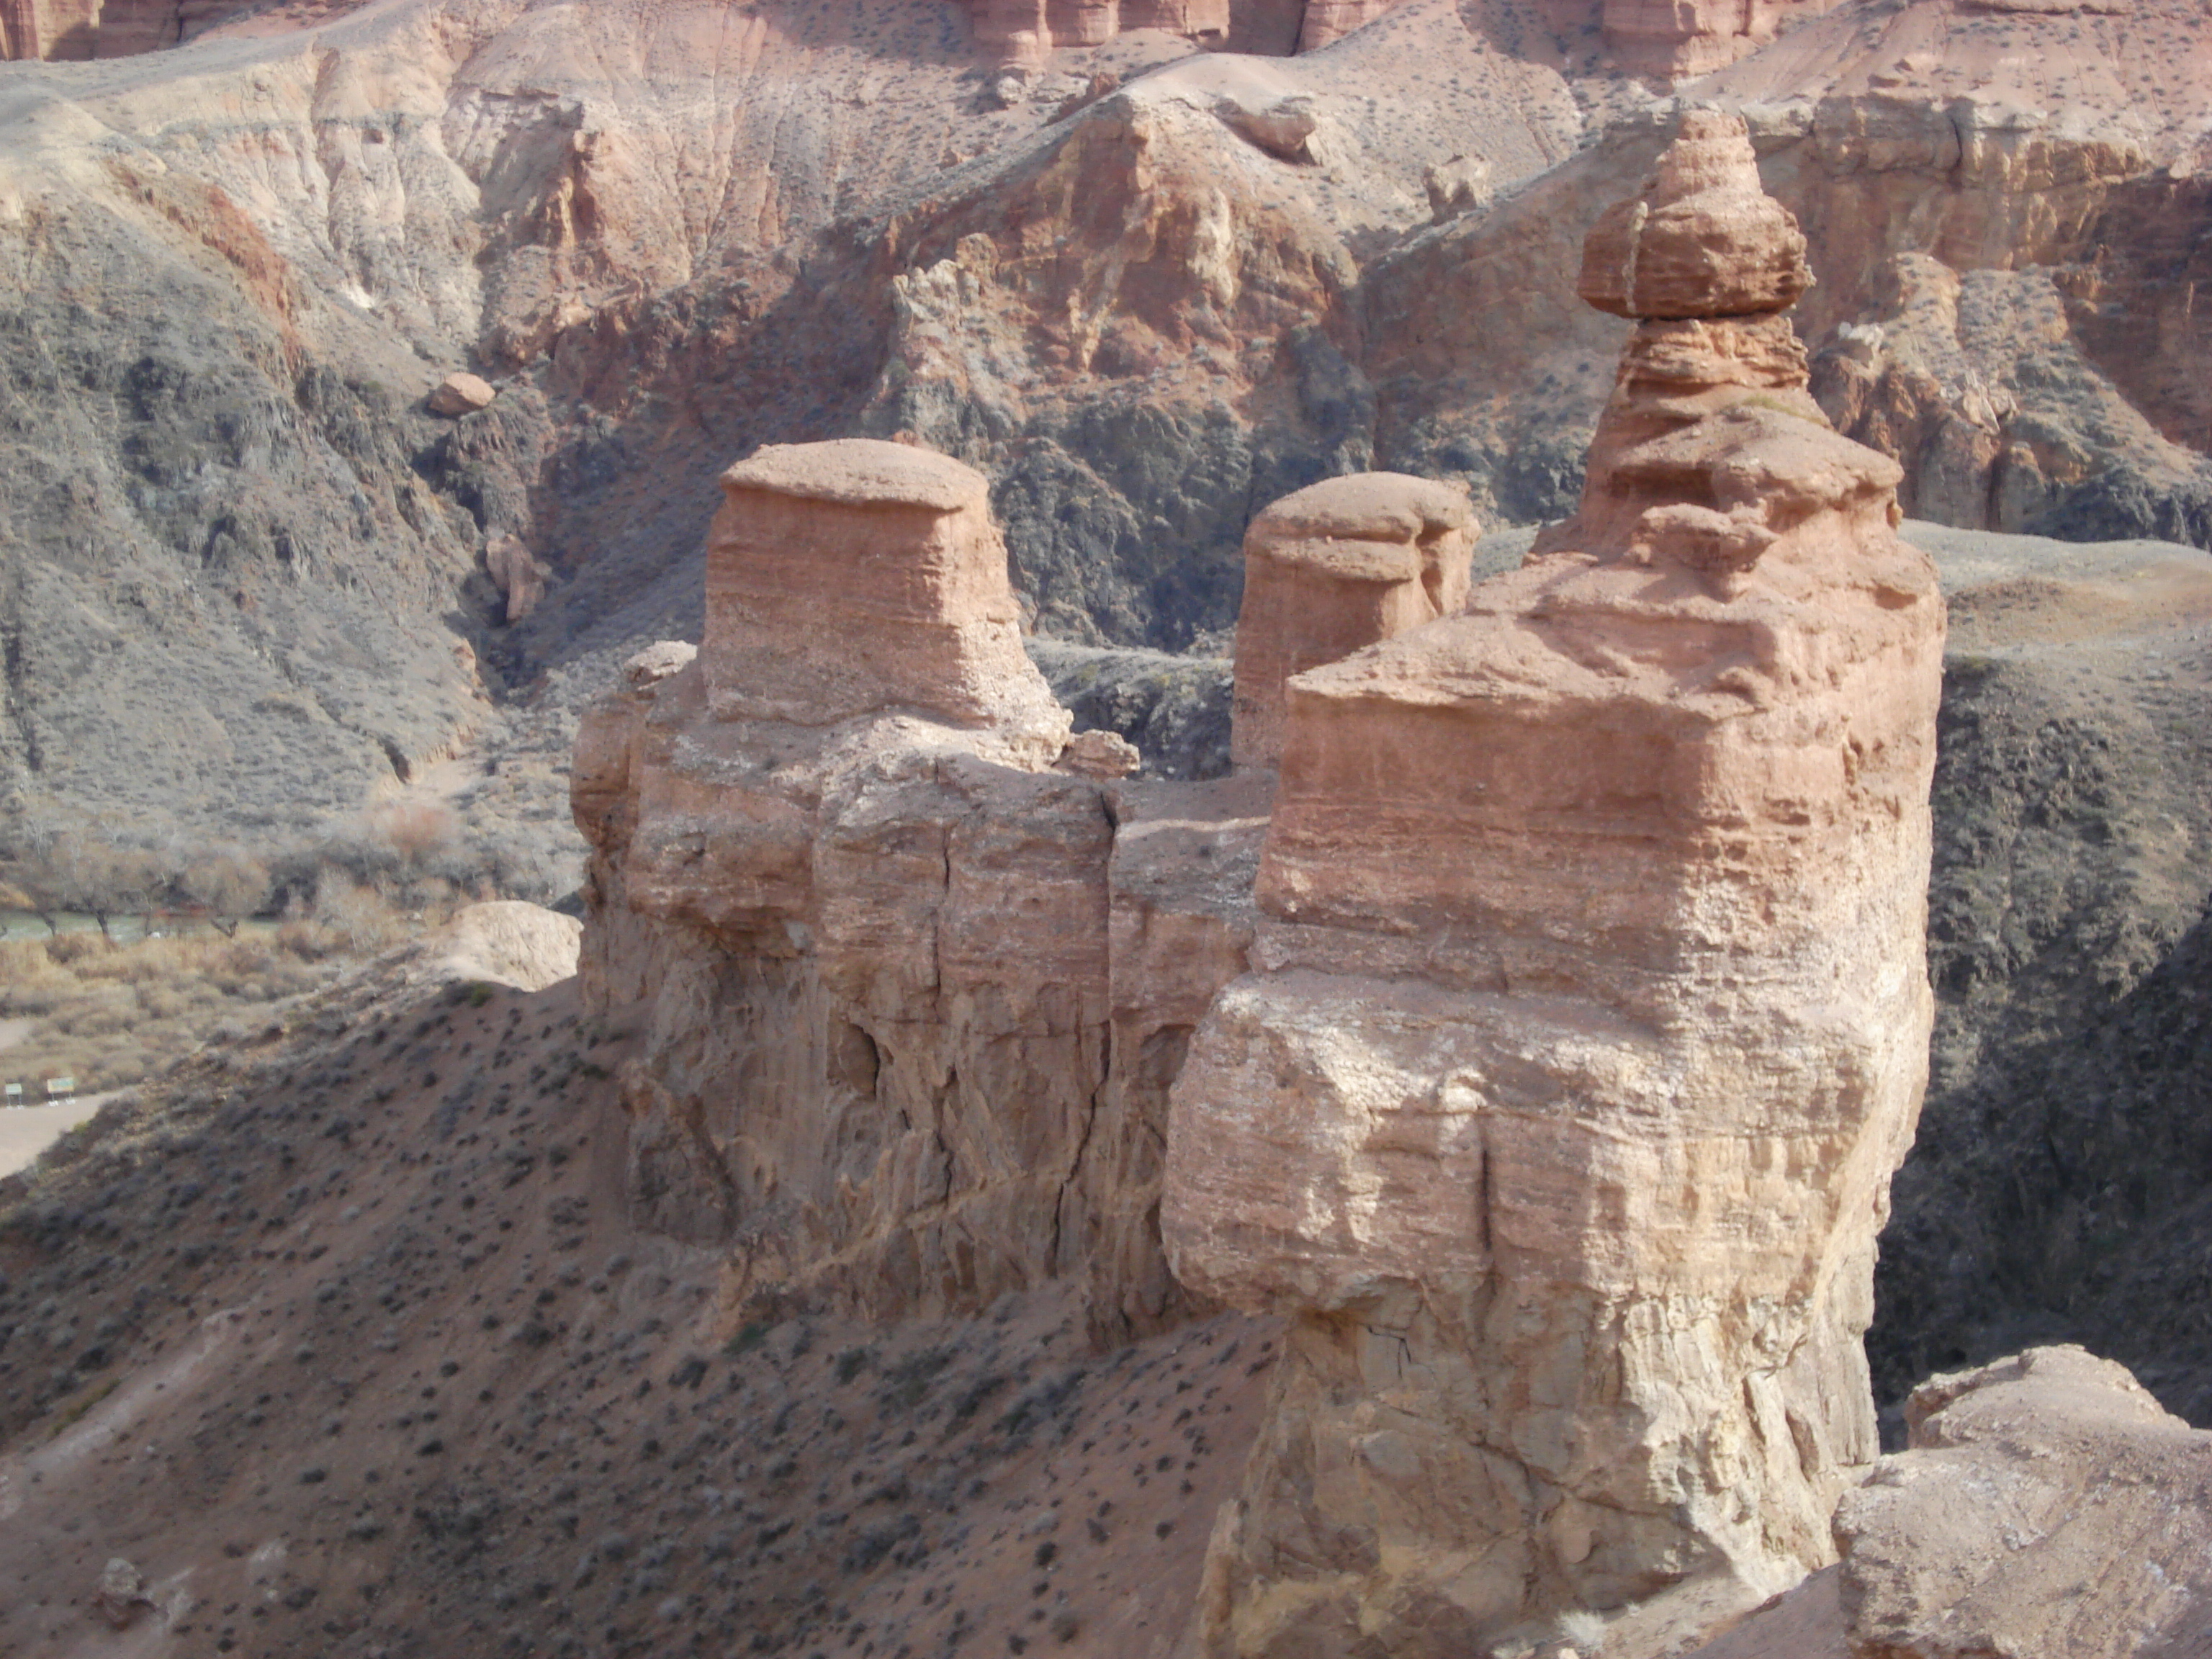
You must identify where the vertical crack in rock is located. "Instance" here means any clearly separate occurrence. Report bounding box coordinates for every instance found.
[1164,109,1946,1659]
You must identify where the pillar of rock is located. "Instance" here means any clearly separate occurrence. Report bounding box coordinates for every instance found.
[1228,472,1475,771]
[704,439,1067,754]
[1164,110,1945,1658]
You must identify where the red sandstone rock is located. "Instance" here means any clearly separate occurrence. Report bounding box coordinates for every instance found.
[1228,472,1475,770]
[702,440,1069,755]
[1579,109,1812,321]
[573,446,1254,1338]
[1167,110,1945,1658]
[1593,0,1843,78]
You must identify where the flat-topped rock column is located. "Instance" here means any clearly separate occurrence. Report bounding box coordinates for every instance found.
[1228,472,1474,770]
[1166,112,1946,1659]
[703,438,1068,756]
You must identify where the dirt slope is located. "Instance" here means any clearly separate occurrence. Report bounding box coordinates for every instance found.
[0,928,1277,1658]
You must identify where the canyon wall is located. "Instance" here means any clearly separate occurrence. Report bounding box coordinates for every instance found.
[1165,112,1944,1656]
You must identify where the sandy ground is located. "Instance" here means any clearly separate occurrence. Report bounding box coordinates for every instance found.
[0,1100,107,1180]
[0,1017,105,1177]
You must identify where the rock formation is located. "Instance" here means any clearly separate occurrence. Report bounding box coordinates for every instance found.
[1695,1344,2212,1656]
[0,0,94,58]
[1838,1346,2212,1658]
[427,372,496,417]
[966,0,1229,68]
[1228,472,1474,770]
[1586,0,1843,78]
[575,439,1292,1338]
[0,0,305,58]
[1164,110,1945,1658]
[702,441,1067,746]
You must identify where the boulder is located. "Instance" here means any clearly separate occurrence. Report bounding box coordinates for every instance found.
[1835,1346,2212,1659]
[1578,108,1812,321]
[1228,472,1474,770]
[426,372,498,416]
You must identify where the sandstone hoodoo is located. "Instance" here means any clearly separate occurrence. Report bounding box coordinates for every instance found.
[703,439,1068,744]
[1165,109,1946,1657]
[1228,471,1475,770]
[573,438,1269,1336]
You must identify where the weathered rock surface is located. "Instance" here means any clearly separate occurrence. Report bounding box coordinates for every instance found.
[703,440,1068,750]
[426,371,495,417]
[1166,112,1944,1657]
[1228,471,1473,768]
[1838,1346,2212,1658]
[575,441,1280,1337]
[1591,0,1842,78]
[1683,1348,2212,1658]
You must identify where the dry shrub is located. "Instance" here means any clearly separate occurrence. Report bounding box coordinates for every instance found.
[369,800,461,868]
[315,875,404,953]
[44,934,107,968]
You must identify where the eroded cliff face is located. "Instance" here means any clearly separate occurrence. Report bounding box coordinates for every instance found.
[1165,112,1944,1657]
[572,439,1282,1341]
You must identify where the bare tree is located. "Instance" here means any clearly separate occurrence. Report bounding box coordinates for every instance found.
[15,830,160,939]
[181,848,272,938]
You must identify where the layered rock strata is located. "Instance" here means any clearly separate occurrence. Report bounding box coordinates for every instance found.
[703,441,1069,745]
[1165,110,1944,1658]
[1228,472,1475,770]
[576,441,1290,1337]
[967,0,1229,68]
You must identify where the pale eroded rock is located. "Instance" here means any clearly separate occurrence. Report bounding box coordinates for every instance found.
[1168,110,1944,1658]
[1837,1346,2212,1659]
[1228,471,1474,770]
[426,371,497,416]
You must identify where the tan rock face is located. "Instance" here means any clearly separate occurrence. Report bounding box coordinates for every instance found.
[1838,1346,2212,1659]
[966,0,1229,68]
[701,440,1069,757]
[1579,109,1811,322]
[427,371,496,415]
[575,442,1263,1338]
[1228,472,1475,770]
[1594,0,1843,78]
[1166,111,1944,1658]
[484,532,545,624]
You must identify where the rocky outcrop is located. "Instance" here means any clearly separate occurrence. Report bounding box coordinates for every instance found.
[1228,472,1474,770]
[1165,111,1944,1658]
[967,0,1230,68]
[575,439,1277,1338]
[0,0,95,58]
[1835,1346,2212,1658]
[1552,0,1845,78]
[0,0,307,59]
